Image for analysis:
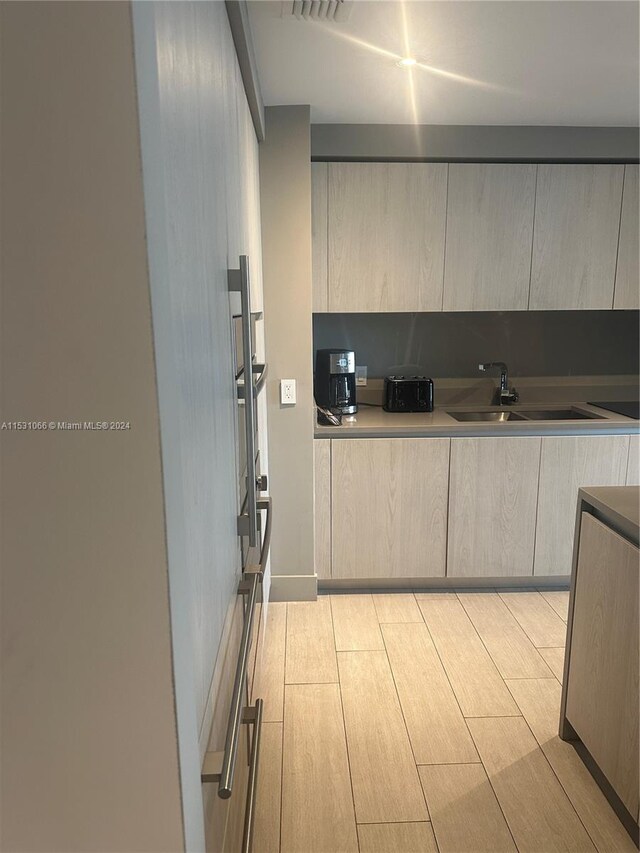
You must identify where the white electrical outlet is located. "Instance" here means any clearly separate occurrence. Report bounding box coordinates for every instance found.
[355,365,368,386]
[280,379,296,405]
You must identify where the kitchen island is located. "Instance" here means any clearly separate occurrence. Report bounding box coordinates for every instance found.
[560,486,639,845]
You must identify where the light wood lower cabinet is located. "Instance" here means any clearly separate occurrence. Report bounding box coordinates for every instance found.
[331,438,449,579]
[447,437,541,577]
[533,435,629,576]
[313,439,331,579]
[627,434,640,485]
[317,434,637,581]
[565,512,639,820]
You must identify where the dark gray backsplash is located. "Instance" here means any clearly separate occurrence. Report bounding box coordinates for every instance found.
[312,311,640,378]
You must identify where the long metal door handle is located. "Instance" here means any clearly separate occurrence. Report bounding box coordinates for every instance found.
[236,363,267,401]
[253,363,267,396]
[244,497,272,580]
[229,256,258,546]
[241,698,263,853]
[257,497,272,572]
[207,572,259,798]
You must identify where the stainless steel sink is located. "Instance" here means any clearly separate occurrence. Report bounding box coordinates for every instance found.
[448,410,526,422]
[447,406,605,422]
[516,408,605,421]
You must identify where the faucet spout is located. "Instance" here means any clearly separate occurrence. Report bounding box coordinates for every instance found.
[478,362,519,405]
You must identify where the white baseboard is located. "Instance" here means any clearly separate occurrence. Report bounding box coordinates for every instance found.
[269,573,318,601]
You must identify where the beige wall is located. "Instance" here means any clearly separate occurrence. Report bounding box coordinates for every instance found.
[259,107,316,600]
[0,3,183,850]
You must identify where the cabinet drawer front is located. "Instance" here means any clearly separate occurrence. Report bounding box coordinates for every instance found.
[566,512,639,818]
[447,437,541,577]
[331,438,449,579]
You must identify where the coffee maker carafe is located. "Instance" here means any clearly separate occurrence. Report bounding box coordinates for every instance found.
[315,349,358,415]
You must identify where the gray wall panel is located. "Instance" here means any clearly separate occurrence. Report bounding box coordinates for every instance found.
[311,124,640,163]
[313,311,640,379]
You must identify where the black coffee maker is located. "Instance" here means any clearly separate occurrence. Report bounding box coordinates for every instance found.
[315,349,358,415]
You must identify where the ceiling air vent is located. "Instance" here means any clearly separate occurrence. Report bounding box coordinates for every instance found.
[287,0,353,22]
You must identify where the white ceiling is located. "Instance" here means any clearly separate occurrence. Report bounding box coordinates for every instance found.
[247,1,640,126]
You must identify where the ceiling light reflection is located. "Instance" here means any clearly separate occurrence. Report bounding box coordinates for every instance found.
[311,20,517,98]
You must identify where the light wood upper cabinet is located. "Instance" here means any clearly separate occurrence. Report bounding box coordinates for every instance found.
[327,163,447,312]
[331,438,449,578]
[533,435,629,576]
[312,160,634,313]
[529,165,624,310]
[311,162,328,312]
[614,164,639,310]
[443,164,536,311]
[447,437,541,577]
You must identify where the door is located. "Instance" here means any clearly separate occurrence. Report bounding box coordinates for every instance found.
[533,435,629,576]
[311,162,328,312]
[529,164,624,309]
[614,164,639,310]
[328,163,447,312]
[332,438,449,579]
[313,439,331,578]
[443,164,536,311]
[627,434,640,485]
[447,437,541,577]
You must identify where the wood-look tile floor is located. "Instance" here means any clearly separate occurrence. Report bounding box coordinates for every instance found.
[253,589,635,853]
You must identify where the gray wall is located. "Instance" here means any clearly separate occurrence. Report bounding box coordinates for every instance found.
[1,3,184,850]
[260,106,316,599]
[311,124,640,162]
[133,2,265,847]
[313,311,640,379]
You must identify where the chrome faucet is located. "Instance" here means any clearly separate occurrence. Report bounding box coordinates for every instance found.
[478,362,519,405]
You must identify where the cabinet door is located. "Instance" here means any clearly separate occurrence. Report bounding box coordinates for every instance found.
[443,164,536,311]
[614,164,639,310]
[534,435,629,576]
[566,513,639,819]
[626,434,639,485]
[311,162,328,312]
[447,437,541,577]
[331,438,449,579]
[328,163,447,312]
[313,439,331,578]
[529,165,624,309]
